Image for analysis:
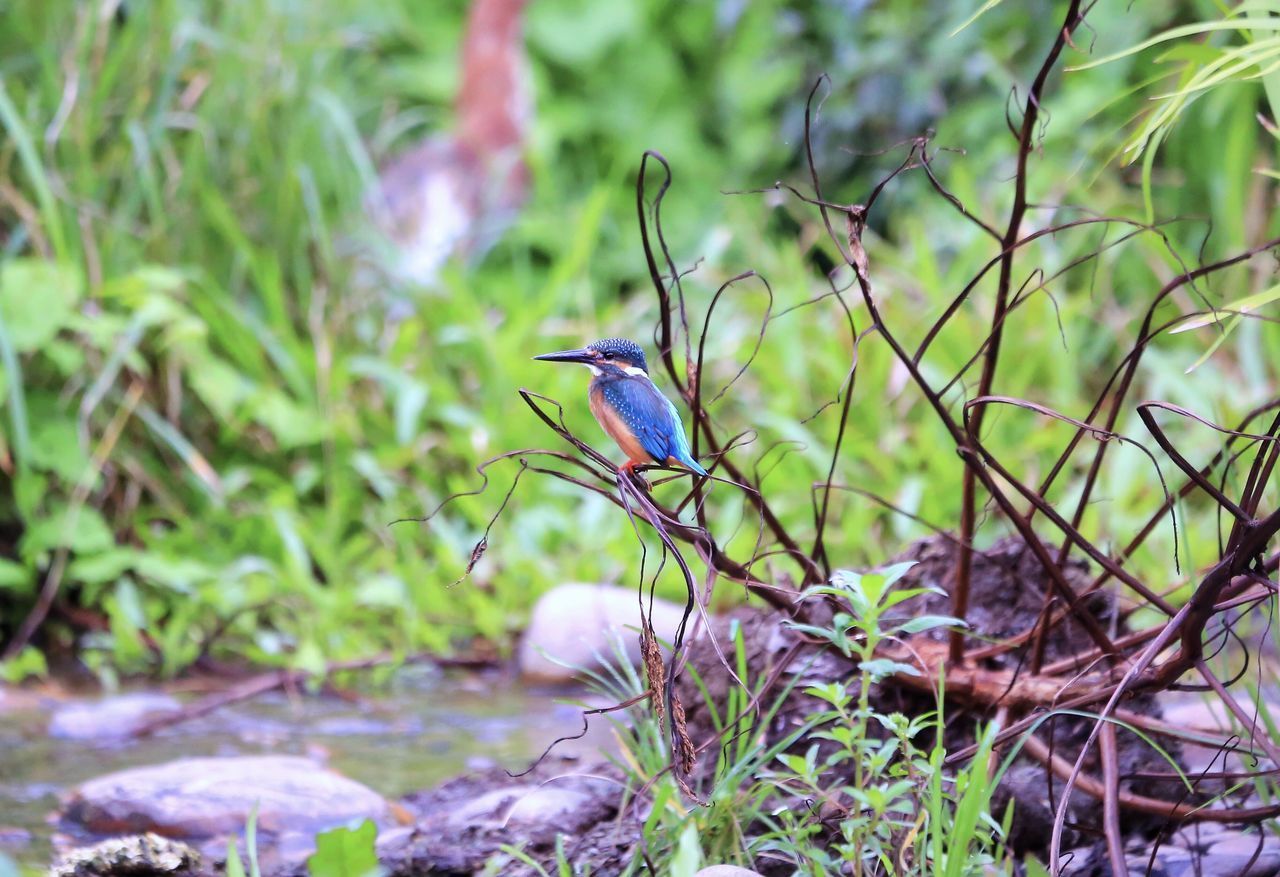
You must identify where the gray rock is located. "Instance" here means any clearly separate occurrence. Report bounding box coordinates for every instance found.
[0,825,32,846]
[446,783,598,833]
[696,867,766,877]
[49,693,181,741]
[1157,693,1280,776]
[448,787,530,827]
[51,833,200,877]
[62,755,387,839]
[0,685,49,714]
[1064,833,1280,877]
[394,758,626,873]
[506,787,595,828]
[518,583,691,682]
[1201,831,1280,877]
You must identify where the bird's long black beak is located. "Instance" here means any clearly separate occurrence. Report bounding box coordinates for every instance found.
[533,347,594,364]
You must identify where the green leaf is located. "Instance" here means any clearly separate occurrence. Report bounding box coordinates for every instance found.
[225,839,247,877]
[134,554,216,594]
[877,561,918,589]
[186,353,253,420]
[347,357,428,445]
[294,639,327,678]
[0,302,28,466]
[1070,18,1280,71]
[860,658,921,678]
[1169,283,1280,333]
[0,558,33,592]
[0,82,69,259]
[306,820,380,877]
[356,575,409,609]
[896,614,966,635]
[0,260,84,352]
[0,646,48,683]
[1024,857,1050,877]
[948,0,1006,34]
[12,470,45,519]
[20,505,114,558]
[246,803,262,877]
[669,821,702,877]
[28,418,92,482]
[67,549,139,584]
[108,578,149,666]
[526,0,640,65]
[251,389,326,448]
[42,339,85,376]
[776,752,809,774]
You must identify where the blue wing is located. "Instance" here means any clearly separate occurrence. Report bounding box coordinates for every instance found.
[601,377,706,475]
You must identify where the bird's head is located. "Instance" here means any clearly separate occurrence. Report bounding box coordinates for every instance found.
[533,337,649,377]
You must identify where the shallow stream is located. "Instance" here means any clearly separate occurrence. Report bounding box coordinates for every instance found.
[0,666,612,872]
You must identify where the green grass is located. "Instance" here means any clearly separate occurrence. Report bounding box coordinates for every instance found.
[0,0,1277,682]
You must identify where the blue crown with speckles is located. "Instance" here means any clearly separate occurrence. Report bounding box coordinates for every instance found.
[589,338,648,373]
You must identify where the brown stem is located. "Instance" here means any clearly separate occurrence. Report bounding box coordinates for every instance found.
[953,0,1085,664]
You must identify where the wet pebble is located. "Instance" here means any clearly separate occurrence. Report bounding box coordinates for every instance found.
[0,825,32,846]
[0,685,54,715]
[465,755,498,771]
[1063,831,1280,877]
[505,787,595,829]
[310,716,391,736]
[48,693,181,741]
[1199,831,1280,877]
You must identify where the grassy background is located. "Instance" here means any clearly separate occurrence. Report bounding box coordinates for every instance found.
[1,0,1277,680]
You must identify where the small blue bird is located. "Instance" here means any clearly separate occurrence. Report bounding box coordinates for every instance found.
[534,338,707,479]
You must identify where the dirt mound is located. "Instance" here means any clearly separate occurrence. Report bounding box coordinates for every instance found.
[677,534,1188,854]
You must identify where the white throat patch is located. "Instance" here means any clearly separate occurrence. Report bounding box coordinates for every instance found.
[622,366,648,378]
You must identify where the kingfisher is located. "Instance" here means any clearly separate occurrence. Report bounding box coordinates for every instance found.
[534,338,708,479]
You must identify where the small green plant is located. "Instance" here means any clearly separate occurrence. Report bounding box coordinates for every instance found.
[494,835,584,877]
[225,805,261,877]
[307,820,381,877]
[741,561,1004,876]
[564,585,1001,875]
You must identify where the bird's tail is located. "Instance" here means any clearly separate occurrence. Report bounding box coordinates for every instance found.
[673,451,708,477]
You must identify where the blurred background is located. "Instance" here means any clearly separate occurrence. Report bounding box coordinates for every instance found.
[0,0,1276,684]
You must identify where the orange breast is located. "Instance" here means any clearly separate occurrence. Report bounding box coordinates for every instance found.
[589,386,652,464]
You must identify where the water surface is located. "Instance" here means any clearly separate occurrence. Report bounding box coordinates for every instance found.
[0,666,615,871]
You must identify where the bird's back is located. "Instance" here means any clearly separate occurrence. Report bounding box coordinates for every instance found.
[591,373,702,473]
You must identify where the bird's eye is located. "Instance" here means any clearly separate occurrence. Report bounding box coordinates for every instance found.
[602,352,613,360]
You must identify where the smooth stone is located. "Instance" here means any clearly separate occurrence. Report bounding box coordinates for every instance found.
[1068,835,1280,877]
[1201,831,1280,877]
[311,716,391,736]
[1157,693,1280,775]
[49,693,181,741]
[447,787,525,826]
[695,867,766,877]
[445,784,596,831]
[0,825,32,846]
[506,787,595,828]
[0,685,51,714]
[518,583,690,682]
[62,755,387,839]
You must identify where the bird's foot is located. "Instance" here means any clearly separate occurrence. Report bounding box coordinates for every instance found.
[619,460,650,491]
